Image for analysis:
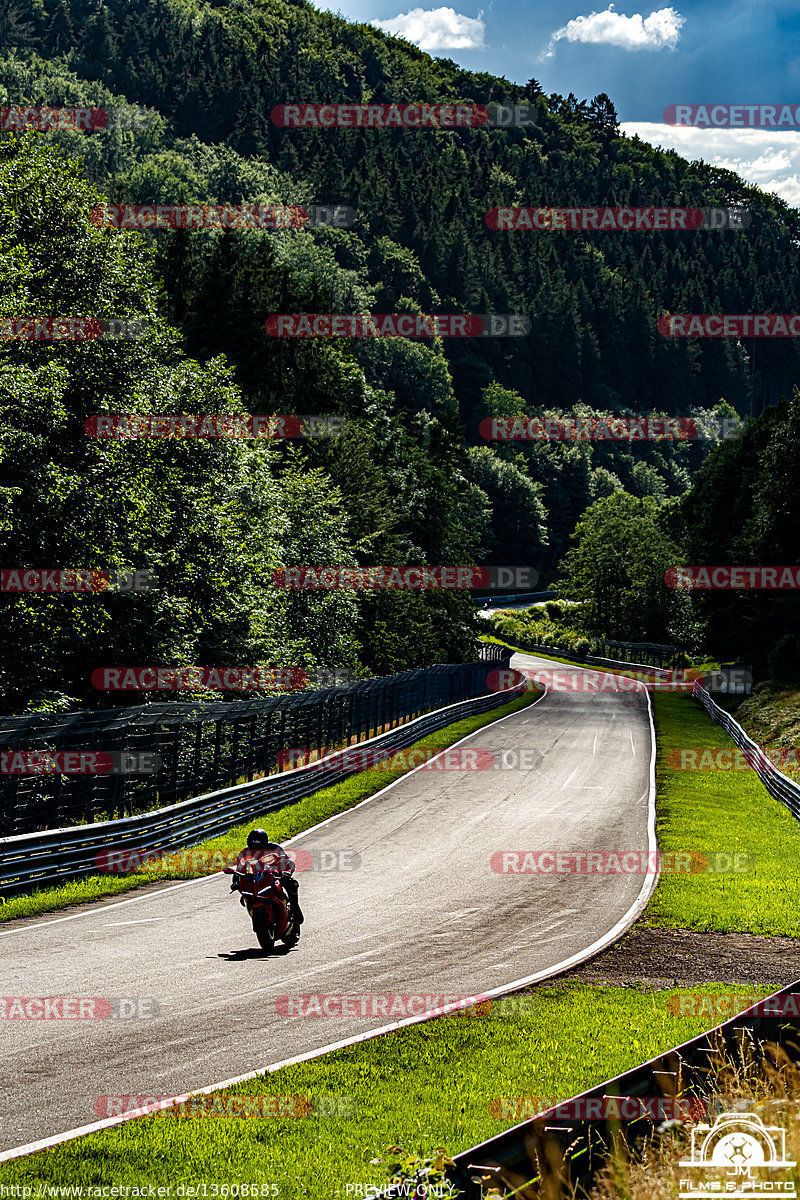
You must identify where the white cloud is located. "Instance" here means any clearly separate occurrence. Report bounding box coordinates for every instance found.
[544,4,684,59]
[622,123,800,207]
[371,6,485,50]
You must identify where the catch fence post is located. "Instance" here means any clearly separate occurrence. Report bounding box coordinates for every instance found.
[212,718,222,791]
[246,714,257,782]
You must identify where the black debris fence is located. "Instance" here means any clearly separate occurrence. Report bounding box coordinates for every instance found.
[0,643,511,837]
[596,640,688,670]
[472,591,557,607]
[498,633,685,674]
[0,679,524,896]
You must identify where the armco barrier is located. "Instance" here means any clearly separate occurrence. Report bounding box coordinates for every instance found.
[495,637,679,676]
[692,680,800,817]
[0,678,524,896]
[474,591,557,607]
[492,626,686,670]
[0,644,510,837]
[413,981,800,1199]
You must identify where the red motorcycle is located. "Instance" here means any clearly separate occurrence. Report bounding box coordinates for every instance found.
[225,852,300,952]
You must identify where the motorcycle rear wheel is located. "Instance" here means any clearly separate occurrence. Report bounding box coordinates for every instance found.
[252,906,275,952]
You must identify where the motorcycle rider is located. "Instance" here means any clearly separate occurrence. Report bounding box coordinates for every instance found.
[232,828,304,925]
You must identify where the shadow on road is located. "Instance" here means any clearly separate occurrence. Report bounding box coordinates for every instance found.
[217,944,301,961]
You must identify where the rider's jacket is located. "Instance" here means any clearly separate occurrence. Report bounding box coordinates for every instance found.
[235,843,296,876]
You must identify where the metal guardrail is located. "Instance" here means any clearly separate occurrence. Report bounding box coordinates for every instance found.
[513,645,752,698]
[427,981,800,1199]
[599,638,687,669]
[525,637,685,669]
[692,680,800,817]
[474,591,557,607]
[497,637,678,675]
[0,644,510,837]
[0,678,524,896]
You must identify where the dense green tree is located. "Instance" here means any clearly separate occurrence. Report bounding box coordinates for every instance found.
[0,136,360,712]
[677,392,800,672]
[556,493,686,641]
[4,0,800,698]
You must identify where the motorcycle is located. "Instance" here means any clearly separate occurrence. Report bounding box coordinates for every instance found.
[224,852,301,952]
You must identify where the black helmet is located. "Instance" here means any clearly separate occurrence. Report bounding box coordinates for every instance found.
[247,828,270,849]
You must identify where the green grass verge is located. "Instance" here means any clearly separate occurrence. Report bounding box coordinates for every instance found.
[0,983,775,1196]
[645,691,800,935]
[0,691,537,924]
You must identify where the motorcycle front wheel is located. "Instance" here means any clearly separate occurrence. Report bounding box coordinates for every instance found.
[282,923,300,949]
[252,906,275,952]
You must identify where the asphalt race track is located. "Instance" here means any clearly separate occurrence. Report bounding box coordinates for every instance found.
[0,653,656,1154]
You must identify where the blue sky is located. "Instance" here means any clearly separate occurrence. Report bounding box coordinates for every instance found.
[318,0,800,206]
